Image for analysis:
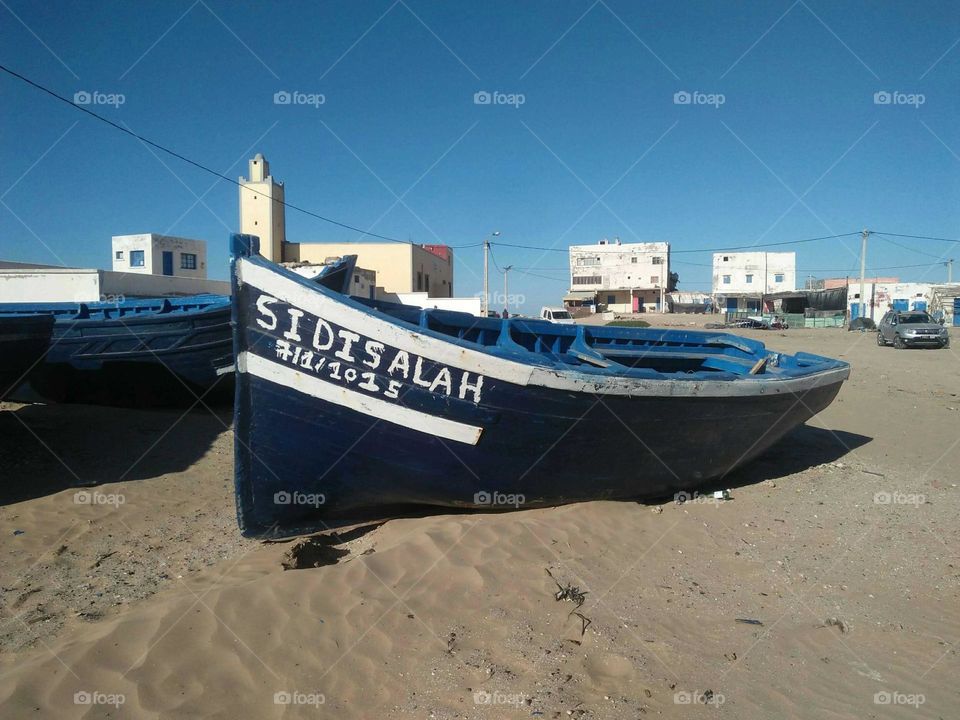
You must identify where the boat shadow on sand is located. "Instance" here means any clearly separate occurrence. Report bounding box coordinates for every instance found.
[707,424,871,495]
[0,402,229,505]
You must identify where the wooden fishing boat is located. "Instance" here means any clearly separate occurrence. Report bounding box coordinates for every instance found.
[0,295,232,406]
[230,234,850,537]
[0,314,55,400]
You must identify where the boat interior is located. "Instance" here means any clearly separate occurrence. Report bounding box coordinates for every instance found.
[350,297,840,380]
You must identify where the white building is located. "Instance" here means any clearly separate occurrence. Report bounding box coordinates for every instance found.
[849,281,933,322]
[111,234,208,278]
[0,264,228,303]
[239,153,286,262]
[712,251,795,312]
[568,239,671,313]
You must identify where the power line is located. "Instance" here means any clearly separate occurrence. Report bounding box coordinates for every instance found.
[0,62,452,247]
[873,234,950,260]
[670,232,861,253]
[870,231,960,243]
[492,232,862,256]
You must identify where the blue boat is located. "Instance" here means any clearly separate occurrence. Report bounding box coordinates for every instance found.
[0,314,55,400]
[230,234,850,537]
[0,295,232,406]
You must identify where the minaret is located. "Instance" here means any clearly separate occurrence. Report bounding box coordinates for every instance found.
[239,153,286,261]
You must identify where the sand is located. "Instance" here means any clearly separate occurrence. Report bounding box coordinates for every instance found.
[0,325,956,719]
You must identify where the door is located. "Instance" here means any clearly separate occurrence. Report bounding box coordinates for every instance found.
[850,304,860,320]
[162,251,174,276]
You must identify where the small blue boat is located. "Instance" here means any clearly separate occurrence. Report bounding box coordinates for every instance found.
[0,314,55,400]
[230,234,850,537]
[0,295,232,406]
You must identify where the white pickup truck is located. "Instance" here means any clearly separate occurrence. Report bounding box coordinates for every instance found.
[540,307,576,324]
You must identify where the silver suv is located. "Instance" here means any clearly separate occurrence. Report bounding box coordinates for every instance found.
[877,310,950,349]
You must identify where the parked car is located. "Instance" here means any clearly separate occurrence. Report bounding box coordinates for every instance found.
[539,307,576,324]
[877,310,950,349]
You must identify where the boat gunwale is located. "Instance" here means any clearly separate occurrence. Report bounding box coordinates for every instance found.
[234,248,851,399]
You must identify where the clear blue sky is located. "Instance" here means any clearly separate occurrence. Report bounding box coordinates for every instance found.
[1,0,957,311]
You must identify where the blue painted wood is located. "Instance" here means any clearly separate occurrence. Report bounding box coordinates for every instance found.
[0,295,232,406]
[229,234,850,537]
[162,251,174,276]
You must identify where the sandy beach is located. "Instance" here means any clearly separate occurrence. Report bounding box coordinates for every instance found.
[0,324,956,719]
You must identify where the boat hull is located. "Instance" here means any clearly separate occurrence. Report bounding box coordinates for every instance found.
[0,315,55,400]
[0,299,232,407]
[236,368,842,536]
[231,236,849,537]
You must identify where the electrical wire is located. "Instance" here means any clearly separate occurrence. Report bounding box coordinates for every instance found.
[869,231,960,244]
[872,234,950,260]
[0,63,438,247]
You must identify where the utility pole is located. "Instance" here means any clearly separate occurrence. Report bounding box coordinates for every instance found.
[482,231,500,317]
[760,252,768,318]
[503,265,513,316]
[948,258,954,283]
[858,228,869,322]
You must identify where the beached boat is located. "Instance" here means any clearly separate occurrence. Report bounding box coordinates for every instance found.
[0,314,55,400]
[230,234,850,537]
[0,295,232,406]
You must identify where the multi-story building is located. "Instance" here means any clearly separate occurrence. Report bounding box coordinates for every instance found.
[567,239,671,313]
[712,251,796,311]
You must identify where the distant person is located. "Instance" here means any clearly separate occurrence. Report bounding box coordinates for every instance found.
[502,309,509,319]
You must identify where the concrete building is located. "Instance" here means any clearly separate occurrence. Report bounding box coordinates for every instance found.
[568,239,671,313]
[111,234,207,278]
[287,262,377,300]
[239,153,286,262]
[848,281,933,323]
[0,266,228,302]
[712,251,795,312]
[239,154,453,298]
[821,276,897,290]
[0,235,226,303]
[285,242,454,298]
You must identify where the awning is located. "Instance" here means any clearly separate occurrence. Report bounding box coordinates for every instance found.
[563,291,596,302]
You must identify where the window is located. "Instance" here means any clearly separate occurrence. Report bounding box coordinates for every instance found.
[722,275,731,284]
[774,273,784,283]
[115,250,123,260]
[353,274,360,284]
[722,256,729,262]
[650,275,658,283]
[652,256,663,265]
[745,274,753,283]
[180,253,197,270]
[606,295,616,304]
[631,257,638,264]
[130,250,145,268]
[572,275,601,285]
[576,256,600,266]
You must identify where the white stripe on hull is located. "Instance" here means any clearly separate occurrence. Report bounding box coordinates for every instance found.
[239,351,484,446]
[237,258,850,398]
